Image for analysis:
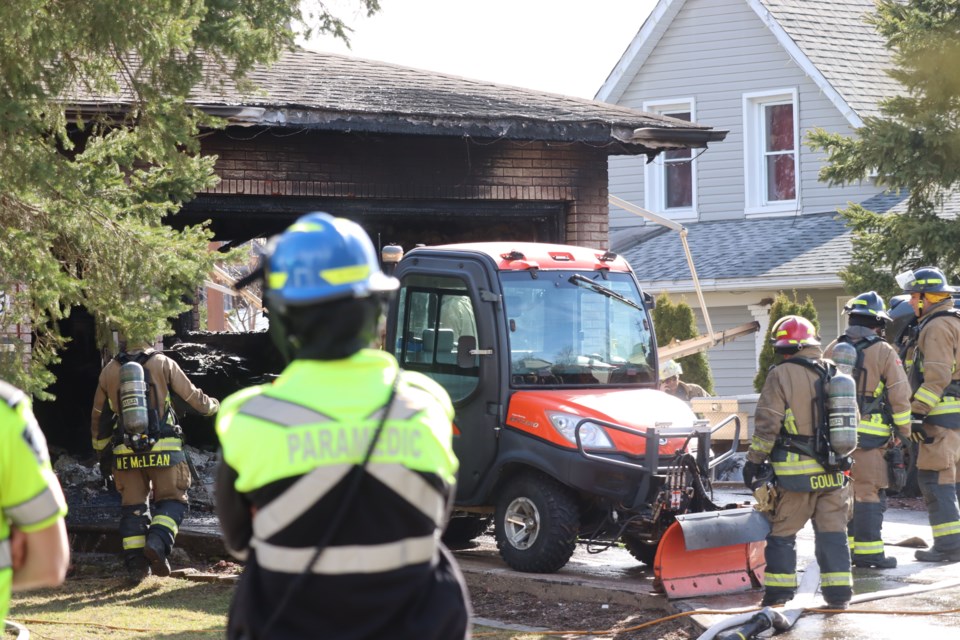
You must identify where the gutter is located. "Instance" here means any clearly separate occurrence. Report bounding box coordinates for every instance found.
[631,126,729,149]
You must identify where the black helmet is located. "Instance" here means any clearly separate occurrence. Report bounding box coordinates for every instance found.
[843,291,891,322]
[896,267,957,294]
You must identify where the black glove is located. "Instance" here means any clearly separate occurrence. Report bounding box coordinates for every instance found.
[742,460,760,490]
[910,421,929,444]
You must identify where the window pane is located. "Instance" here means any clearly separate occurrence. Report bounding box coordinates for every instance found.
[766,153,796,201]
[662,110,692,207]
[665,162,692,208]
[765,104,794,152]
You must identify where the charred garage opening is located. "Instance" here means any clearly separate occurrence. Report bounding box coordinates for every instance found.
[35,49,726,457]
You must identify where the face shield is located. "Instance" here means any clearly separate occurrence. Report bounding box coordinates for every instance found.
[895,269,917,291]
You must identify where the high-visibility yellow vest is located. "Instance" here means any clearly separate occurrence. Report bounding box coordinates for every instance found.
[0,383,68,624]
[216,349,458,576]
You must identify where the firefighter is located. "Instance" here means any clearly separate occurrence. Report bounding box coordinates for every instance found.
[824,292,912,569]
[1,380,70,625]
[897,266,960,563]
[743,315,853,608]
[659,359,709,401]
[214,212,471,640]
[90,339,220,581]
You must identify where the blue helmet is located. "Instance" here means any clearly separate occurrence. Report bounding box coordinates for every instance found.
[265,212,398,309]
[843,291,891,321]
[896,266,957,294]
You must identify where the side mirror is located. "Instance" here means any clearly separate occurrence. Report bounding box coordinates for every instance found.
[642,291,655,309]
[457,335,477,368]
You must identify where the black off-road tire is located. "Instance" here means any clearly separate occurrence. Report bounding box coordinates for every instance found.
[494,472,579,573]
[622,534,659,567]
[442,516,492,548]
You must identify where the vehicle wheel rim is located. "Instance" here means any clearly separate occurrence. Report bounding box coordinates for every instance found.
[504,496,540,550]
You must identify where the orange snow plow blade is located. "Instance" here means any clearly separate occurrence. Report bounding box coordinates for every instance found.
[653,507,768,599]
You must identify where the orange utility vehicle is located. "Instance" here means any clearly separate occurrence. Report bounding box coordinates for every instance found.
[384,242,767,596]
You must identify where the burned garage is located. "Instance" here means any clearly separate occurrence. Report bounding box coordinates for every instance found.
[35,48,725,457]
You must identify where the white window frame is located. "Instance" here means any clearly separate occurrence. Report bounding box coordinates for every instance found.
[642,98,697,221]
[743,88,800,216]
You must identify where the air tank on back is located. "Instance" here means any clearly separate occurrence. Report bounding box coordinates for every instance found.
[827,341,858,457]
[119,361,150,435]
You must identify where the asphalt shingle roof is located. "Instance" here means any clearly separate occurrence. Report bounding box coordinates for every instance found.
[71,49,714,148]
[759,0,902,119]
[623,211,852,284]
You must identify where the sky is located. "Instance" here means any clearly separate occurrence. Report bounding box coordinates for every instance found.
[304,0,659,100]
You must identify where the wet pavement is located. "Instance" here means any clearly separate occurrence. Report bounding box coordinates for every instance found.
[451,485,960,639]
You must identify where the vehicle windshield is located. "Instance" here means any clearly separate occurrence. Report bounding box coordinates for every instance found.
[501,270,656,387]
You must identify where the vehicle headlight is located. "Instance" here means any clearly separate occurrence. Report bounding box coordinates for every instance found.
[546,411,615,449]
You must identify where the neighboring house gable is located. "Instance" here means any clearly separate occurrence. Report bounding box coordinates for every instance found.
[596,0,905,395]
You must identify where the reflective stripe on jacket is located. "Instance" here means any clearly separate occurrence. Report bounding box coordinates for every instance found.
[909,300,960,429]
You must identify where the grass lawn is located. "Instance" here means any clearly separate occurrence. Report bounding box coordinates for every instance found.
[6,566,552,640]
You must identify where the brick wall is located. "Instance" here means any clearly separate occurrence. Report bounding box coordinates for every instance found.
[200,130,610,247]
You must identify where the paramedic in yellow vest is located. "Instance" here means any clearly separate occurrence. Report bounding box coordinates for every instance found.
[744,315,853,609]
[90,342,219,581]
[824,291,912,569]
[897,266,960,563]
[214,212,470,640]
[1,380,69,625]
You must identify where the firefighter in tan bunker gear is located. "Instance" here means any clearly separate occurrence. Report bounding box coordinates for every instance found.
[658,359,709,401]
[824,292,912,569]
[744,315,854,608]
[898,266,960,562]
[90,343,219,581]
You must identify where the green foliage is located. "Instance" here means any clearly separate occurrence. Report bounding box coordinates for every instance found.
[652,293,714,393]
[754,291,820,392]
[0,0,379,397]
[806,0,960,295]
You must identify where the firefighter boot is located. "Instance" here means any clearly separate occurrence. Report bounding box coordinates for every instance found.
[125,554,151,584]
[915,548,960,563]
[144,534,171,577]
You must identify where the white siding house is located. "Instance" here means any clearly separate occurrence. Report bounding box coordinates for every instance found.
[597,0,908,394]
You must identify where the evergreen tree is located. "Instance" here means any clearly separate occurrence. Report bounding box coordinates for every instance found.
[754,291,820,391]
[807,0,960,296]
[0,1,379,397]
[652,293,714,393]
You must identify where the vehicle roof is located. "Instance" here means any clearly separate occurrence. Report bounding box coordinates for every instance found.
[411,242,634,272]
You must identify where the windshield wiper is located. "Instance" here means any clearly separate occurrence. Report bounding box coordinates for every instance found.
[568,274,644,312]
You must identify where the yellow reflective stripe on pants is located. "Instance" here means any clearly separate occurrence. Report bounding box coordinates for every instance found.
[151,514,179,536]
[251,534,438,575]
[0,538,10,570]
[821,572,853,588]
[764,572,796,588]
[853,540,884,555]
[932,521,960,538]
[123,535,146,550]
[253,464,353,540]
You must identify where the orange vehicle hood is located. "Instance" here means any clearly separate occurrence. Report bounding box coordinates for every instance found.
[505,388,699,455]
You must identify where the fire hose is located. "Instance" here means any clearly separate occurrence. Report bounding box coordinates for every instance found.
[697,562,960,640]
